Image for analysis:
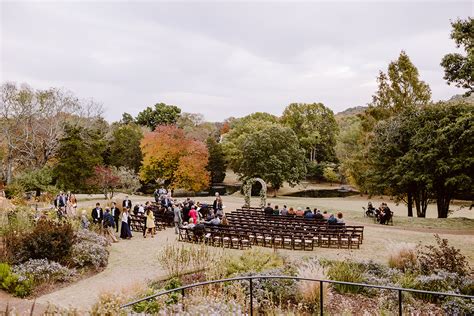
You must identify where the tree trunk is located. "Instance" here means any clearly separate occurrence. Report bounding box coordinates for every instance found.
[407,191,413,217]
[436,190,451,218]
[414,188,428,218]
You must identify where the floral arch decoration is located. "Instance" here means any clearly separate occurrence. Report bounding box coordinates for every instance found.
[242,177,267,208]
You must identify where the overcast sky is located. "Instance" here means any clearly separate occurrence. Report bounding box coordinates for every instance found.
[1,1,472,122]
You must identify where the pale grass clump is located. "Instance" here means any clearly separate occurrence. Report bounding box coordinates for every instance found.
[297,260,328,308]
[157,243,219,278]
[387,242,418,272]
[90,291,127,316]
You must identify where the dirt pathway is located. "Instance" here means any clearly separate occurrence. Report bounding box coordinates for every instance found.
[33,228,179,313]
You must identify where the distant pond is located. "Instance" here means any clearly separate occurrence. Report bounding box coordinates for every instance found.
[284,189,359,198]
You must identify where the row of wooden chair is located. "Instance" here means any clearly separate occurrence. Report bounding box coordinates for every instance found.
[128,214,167,232]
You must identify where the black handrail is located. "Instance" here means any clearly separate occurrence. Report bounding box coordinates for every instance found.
[121,275,474,315]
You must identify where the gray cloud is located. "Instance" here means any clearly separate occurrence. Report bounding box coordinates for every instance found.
[1,1,471,122]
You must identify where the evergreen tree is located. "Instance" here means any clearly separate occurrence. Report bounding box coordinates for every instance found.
[206,137,227,184]
[54,125,104,191]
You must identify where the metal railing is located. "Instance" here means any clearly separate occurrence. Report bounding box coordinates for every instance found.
[121,275,474,315]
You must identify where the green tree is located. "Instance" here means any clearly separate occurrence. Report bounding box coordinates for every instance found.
[54,125,105,191]
[350,51,432,208]
[281,103,338,163]
[14,166,54,197]
[360,51,431,132]
[107,123,143,172]
[222,113,281,172]
[206,137,227,184]
[121,112,135,124]
[366,109,430,217]
[136,103,181,130]
[410,101,473,218]
[236,124,306,194]
[323,167,339,185]
[441,18,474,96]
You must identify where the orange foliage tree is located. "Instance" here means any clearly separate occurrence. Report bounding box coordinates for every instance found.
[140,125,210,192]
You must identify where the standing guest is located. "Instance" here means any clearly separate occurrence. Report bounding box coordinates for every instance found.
[273,205,280,216]
[91,203,103,224]
[280,205,288,216]
[182,202,191,223]
[213,192,223,211]
[161,195,172,212]
[55,191,67,217]
[137,204,145,215]
[81,210,90,229]
[153,188,160,203]
[111,202,121,233]
[144,209,155,238]
[264,203,274,216]
[67,192,77,217]
[122,196,132,210]
[103,208,118,243]
[189,206,198,224]
[120,209,132,239]
[173,204,183,234]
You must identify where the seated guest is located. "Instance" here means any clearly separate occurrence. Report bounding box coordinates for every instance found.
[296,207,305,217]
[280,205,288,216]
[221,215,229,226]
[322,210,330,219]
[303,207,312,217]
[314,209,324,220]
[336,212,345,224]
[186,218,195,229]
[206,209,215,221]
[327,214,338,225]
[380,205,392,224]
[288,207,296,216]
[205,215,221,226]
[273,205,280,216]
[304,210,315,219]
[264,203,274,216]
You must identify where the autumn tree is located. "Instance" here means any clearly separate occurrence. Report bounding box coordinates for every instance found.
[140,125,210,192]
[441,18,473,96]
[87,165,121,199]
[136,103,181,130]
[177,112,219,142]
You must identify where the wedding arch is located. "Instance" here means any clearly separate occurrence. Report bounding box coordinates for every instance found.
[242,177,267,208]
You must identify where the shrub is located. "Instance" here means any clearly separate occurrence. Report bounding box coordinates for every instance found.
[387,244,417,272]
[75,229,109,247]
[10,219,75,264]
[412,273,452,302]
[224,249,284,277]
[417,234,470,276]
[157,244,214,278]
[0,263,11,282]
[12,259,76,285]
[71,239,109,269]
[131,288,162,314]
[326,261,365,294]
[442,297,474,315]
[297,260,327,312]
[90,292,126,316]
[1,272,33,298]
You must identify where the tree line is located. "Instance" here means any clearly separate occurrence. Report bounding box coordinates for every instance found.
[0,18,472,218]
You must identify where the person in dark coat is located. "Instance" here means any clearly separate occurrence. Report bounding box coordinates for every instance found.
[122,196,132,210]
[110,202,121,232]
[264,203,273,216]
[91,203,103,224]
